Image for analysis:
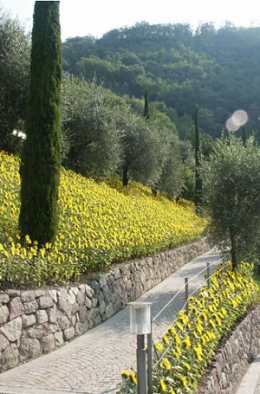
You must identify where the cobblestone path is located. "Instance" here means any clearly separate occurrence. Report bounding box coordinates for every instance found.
[235,355,260,394]
[0,249,221,394]
[255,369,260,393]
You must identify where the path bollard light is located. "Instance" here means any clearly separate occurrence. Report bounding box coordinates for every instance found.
[130,302,151,335]
[206,262,210,288]
[129,302,152,394]
[185,277,189,312]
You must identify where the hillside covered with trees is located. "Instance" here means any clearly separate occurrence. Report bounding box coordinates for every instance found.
[3,15,260,203]
[63,22,260,141]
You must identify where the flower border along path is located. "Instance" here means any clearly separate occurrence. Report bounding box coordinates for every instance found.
[0,246,221,394]
[120,263,258,394]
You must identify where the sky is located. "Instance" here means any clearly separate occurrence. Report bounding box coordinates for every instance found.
[2,0,260,40]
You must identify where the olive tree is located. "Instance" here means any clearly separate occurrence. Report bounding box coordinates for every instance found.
[62,76,122,178]
[118,113,162,186]
[156,134,185,199]
[202,137,260,269]
[0,9,30,151]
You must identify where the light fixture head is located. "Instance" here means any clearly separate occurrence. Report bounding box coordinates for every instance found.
[129,302,152,335]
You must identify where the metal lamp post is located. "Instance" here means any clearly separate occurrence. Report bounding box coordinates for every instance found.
[129,302,152,394]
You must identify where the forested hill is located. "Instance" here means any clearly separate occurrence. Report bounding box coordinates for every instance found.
[63,22,260,140]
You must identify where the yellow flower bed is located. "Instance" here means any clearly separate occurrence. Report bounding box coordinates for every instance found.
[0,151,207,286]
[121,262,257,394]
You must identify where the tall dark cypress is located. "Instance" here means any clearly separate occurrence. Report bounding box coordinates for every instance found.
[143,91,150,119]
[194,106,202,207]
[19,1,62,245]
[241,127,247,147]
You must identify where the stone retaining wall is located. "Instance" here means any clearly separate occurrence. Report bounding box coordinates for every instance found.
[198,305,260,394]
[0,237,210,373]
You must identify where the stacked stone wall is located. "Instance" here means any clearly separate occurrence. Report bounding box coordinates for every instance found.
[0,237,210,372]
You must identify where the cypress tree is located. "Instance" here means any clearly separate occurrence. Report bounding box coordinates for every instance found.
[143,90,158,195]
[122,164,129,187]
[19,1,62,245]
[143,90,150,119]
[194,106,203,208]
[241,127,247,147]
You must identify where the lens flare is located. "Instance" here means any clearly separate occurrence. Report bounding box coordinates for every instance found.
[225,110,248,132]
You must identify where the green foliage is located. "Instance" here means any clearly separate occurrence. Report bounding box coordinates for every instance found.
[194,108,203,207]
[119,113,162,186]
[0,9,30,152]
[62,76,122,178]
[19,1,62,245]
[63,22,260,141]
[77,55,146,97]
[156,135,185,199]
[202,137,260,268]
[61,75,184,191]
[62,35,96,72]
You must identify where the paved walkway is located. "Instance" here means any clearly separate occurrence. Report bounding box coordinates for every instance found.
[235,356,260,394]
[255,366,260,394]
[0,249,221,394]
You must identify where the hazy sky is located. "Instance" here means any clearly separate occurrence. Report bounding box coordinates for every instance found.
[3,0,260,40]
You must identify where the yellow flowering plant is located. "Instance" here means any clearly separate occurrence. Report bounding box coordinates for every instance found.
[120,262,257,394]
[0,151,207,287]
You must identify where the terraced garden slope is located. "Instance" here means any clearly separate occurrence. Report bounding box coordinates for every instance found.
[0,151,207,287]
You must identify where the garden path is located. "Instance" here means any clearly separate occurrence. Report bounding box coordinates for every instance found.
[0,248,221,394]
[235,355,260,394]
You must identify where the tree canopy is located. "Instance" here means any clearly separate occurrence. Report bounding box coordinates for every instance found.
[202,137,260,269]
[63,22,260,141]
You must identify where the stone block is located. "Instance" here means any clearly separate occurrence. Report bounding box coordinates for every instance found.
[71,287,79,296]
[27,325,46,339]
[0,305,9,324]
[39,296,53,309]
[22,314,36,328]
[58,293,72,317]
[54,331,64,347]
[57,312,70,330]
[49,290,57,303]
[7,290,20,297]
[41,334,55,353]
[85,297,92,309]
[20,337,41,360]
[48,307,57,324]
[24,300,38,314]
[0,333,9,352]
[92,297,98,308]
[79,307,88,322]
[0,317,22,342]
[9,297,24,320]
[1,344,19,370]
[85,285,94,298]
[0,293,9,304]
[76,290,85,305]
[68,290,76,305]
[64,326,75,341]
[21,291,35,303]
[36,310,48,324]
[105,304,114,319]
[34,289,46,298]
